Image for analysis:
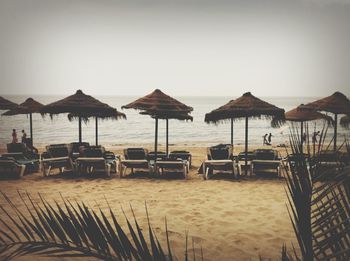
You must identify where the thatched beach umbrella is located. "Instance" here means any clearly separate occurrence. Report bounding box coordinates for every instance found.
[2,98,44,144]
[122,89,193,159]
[40,90,125,143]
[271,104,334,153]
[68,110,126,146]
[205,92,285,175]
[300,92,350,151]
[340,115,350,130]
[0,96,17,110]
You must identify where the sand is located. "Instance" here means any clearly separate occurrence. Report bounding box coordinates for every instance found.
[0,145,297,261]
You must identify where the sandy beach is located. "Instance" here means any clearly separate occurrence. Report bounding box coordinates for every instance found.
[0,144,296,261]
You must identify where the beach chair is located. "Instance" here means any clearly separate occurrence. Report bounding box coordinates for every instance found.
[41,144,74,176]
[312,151,345,179]
[169,150,192,168]
[155,159,189,178]
[75,146,117,177]
[0,156,26,179]
[147,151,167,161]
[119,148,152,177]
[202,144,236,180]
[251,149,281,177]
[5,143,40,173]
[237,151,255,176]
[70,142,90,161]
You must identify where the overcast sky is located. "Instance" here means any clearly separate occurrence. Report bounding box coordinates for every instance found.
[0,0,349,97]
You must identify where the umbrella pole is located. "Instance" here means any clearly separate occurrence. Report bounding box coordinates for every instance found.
[29,113,33,145]
[231,118,233,148]
[95,117,98,146]
[79,116,82,143]
[300,121,303,154]
[245,116,248,176]
[155,118,158,163]
[334,113,338,152]
[166,118,169,156]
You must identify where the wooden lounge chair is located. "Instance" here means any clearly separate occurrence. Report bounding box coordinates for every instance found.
[0,156,26,179]
[147,151,167,161]
[6,143,40,173]
[251,149,281,177]
[155,160,189,178]
[312,151,345,179]
[75,146,117,177]
[119,148,152,178]
[41,144,74,176]
[202,144,237,180]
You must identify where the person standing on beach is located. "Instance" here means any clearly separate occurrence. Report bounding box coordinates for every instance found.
[263,133,268,145]
[302,132,307,143]
[12,129,18,143]
[312,131,320,144]
[268,133,273,145]
[21,130,27,144]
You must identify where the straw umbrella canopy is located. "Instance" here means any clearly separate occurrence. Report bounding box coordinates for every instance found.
[122,89,193,159]
[67,110,126,146]
[271,104,334,153]
[0,96,17,110]
[205,92,285,175]
[340,115,350,130]
[40,90,125,143]
[2,98,44,144]
[300,92,350,151]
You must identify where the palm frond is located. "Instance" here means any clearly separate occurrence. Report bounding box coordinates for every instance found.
[283,124,350,260]
[0,192,183,261]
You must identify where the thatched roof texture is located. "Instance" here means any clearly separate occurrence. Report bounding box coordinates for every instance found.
[271,104,334,128]
[122,89,193,120]
[0,96,17,110]
[40,90,125,120]
[205,92,285,123]
[2,98,44,115]
[300,91,350,115]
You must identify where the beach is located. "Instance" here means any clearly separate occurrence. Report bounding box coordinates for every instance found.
[0,144,296,261]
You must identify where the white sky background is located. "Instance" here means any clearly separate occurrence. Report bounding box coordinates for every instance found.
[0,0,349,97]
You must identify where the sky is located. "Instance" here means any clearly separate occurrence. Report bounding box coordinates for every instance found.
[0,0,349,97]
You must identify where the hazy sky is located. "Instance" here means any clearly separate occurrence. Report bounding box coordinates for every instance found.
[0,0,349,97]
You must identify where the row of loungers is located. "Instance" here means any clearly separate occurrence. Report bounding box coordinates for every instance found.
[0,142,346,179]
[0,142,192,178]
[201,144,282,180]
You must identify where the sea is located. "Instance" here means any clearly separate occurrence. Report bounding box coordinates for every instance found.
[0,96,348,148]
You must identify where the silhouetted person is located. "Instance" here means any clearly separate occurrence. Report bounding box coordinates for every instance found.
[12,129,18,143]
[263,133,268,145]
[302,132,307,143]
[268,133,273,144]
[312,131,320,144]
[21,130,27,143]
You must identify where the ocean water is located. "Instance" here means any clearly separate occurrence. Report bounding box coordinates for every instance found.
[0,95,347,148]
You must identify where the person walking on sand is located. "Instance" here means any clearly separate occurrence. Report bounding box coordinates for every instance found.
[12,129,18,143]
[268,133,273,145]
[263,133,268,145]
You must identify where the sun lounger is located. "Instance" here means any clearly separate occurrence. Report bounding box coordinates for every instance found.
[0,156,26,179]
[41,144,74,176]
[75,146,117,177]
[147,151,167,161]
[251,149,281,177]
[202,144,237,180]
[312,151,345,179]
[5,143,40,173]
[155,160,189,178]
[237,151,255,176]
[70,142,90,160]
[169,150,192,168]
[119,148,152,177]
